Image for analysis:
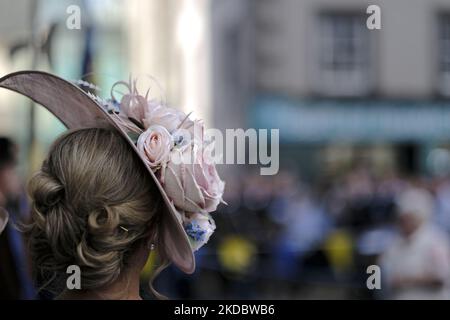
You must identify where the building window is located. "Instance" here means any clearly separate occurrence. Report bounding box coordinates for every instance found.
[438,14,450,97]
[315,13,372,97]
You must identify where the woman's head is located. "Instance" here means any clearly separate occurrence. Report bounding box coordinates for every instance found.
[0,71,226,299]
[396,187,434,237]
[25,127,162,294]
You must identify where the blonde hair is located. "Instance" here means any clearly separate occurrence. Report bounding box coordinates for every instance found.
[23,128,164,296]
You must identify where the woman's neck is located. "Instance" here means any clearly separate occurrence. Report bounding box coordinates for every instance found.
[58,246,149,300]
[58,269,142,300]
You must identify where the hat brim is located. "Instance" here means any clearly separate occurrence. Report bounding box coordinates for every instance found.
[0,70,195,274]
[0,208,8,235]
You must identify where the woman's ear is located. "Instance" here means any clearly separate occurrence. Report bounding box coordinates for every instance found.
[144,222,158,250]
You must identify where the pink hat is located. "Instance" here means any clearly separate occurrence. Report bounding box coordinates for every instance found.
[0,70,225,274]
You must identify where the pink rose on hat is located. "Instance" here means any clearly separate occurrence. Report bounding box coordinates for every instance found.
[143,102,188,133]
[136,125,173,169]
[162,142,225,214]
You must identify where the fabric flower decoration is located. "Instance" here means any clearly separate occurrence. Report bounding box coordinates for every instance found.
[183,212,216,251]
[112,79,149,122]
[143,102,188,133]
[137,125,173,169]
[162,143,225,213]
[120,92,148,122]
[107,77,225,252]
[195,145,226,212]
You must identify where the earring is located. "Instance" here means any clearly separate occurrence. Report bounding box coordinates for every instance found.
[147,241,155,251]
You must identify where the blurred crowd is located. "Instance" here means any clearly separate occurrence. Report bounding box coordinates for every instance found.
[2,136,450,299]
[155,163,450,299]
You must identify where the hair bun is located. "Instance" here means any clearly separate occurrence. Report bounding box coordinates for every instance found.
[87,205,120,235]
[25,128,160,295]
[30,170,65,211]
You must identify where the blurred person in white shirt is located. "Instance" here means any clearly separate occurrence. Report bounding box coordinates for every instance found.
[380,187,450,300]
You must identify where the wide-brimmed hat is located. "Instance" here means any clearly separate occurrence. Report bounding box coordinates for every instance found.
[0,208,8,235]
[0,70,224,274]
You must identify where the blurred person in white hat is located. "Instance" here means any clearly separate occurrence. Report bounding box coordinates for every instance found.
[380,187,450,299]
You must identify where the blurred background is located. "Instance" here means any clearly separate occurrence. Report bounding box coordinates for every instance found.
[2,0,450,299]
